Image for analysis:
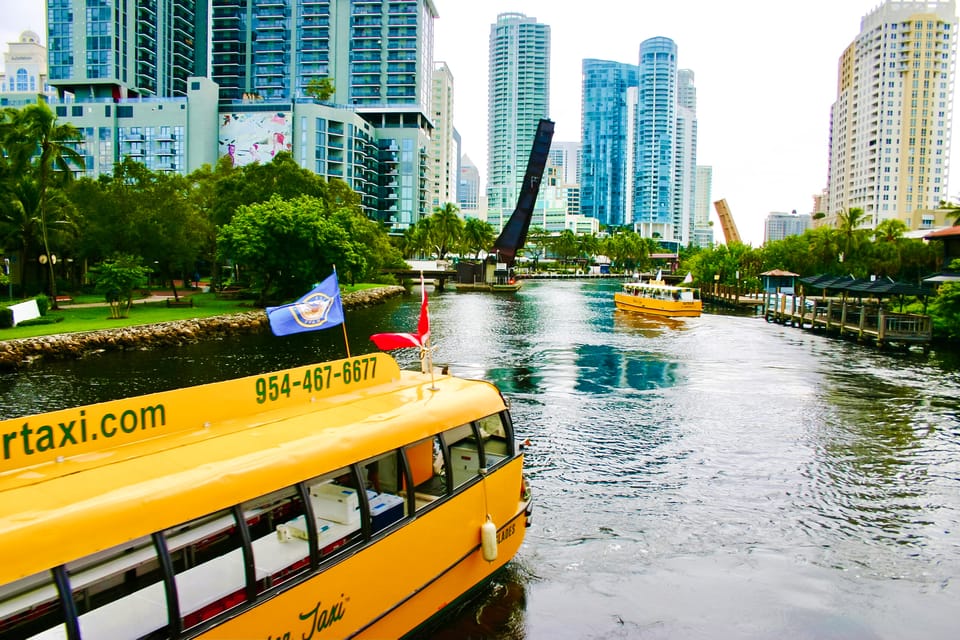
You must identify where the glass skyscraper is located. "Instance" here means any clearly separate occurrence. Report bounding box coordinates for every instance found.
[580,59,638,228]
[210,0,435,111]
[486,12,550,229]
[634,36,678,239]
[47,0,207,100]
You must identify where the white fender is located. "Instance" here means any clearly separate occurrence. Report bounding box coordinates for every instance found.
[481,516,498,562]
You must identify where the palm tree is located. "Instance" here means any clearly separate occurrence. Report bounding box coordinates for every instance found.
[836,207,867,265]
[0,101,83,307]
[461,217,495,258]
[428,202,463,260]
[402,219,432,259]
[553,229,579,267]
[874,218,906,243]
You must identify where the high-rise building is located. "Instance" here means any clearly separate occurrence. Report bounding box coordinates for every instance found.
[580,59,638,228]
[634,37,678,241]
[47,0,208,100]
[765,211,812,244]
[547,141,581,218]
[826,0,957,231]
[674,68,698,244]
[547,141,581,187]
[458,153,481,216]
[207,0,439,230]
[25,0,443,232]
[430,62,456,209]
[693,165,714,247]
[210,0,436,111]
[486,12,550,230]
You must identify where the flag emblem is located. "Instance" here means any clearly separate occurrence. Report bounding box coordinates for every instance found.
[286,290,336,329]
[266,273,344,336]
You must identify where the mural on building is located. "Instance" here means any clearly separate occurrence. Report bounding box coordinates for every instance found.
[219,112,292,167]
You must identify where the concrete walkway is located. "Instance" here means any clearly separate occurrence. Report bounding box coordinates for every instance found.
[57,289,202,309]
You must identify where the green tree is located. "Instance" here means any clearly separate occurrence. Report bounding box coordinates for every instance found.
[461,217,495,258]
[217,194,387,304]
[89,254,150,319]
[807,226,843,274]
[401,219,433,259]
[760,233,812,276]
[71,159,209,300]
[0,101,84,307]
[836,207,868,264]
[867,219,909,278]
[208,152,332,228]
[552,229,579,266]
[524,226,550,269]
[428,203,463,260]
[304,77,335,101]
[929,260,960,340]
[603,230,649,273]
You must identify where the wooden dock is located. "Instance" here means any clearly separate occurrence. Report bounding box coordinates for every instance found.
[700,283,766,311]
[763,293,932,351]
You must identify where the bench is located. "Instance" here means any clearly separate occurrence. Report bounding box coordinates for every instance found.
[166,298,194,308]
[54,296,73,304]
[217,287,244,300]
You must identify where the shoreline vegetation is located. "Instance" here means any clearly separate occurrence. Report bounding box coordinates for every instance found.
[0,286,405,371]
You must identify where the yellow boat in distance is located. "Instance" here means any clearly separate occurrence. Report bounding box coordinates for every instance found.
[614,277,703,318]
[0,353,532,640]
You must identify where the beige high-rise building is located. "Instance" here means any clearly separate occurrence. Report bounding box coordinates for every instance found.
[826,0,958,231]
[430,62,456,210]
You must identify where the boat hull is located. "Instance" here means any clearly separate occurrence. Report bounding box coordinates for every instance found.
[614,291,702,318]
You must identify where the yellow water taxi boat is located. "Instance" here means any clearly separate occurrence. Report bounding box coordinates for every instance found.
[0,353,532,639]
[614,277,703,318]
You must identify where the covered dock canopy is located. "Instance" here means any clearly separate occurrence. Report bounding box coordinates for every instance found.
[798,274,931,309]
[799,274,930,296]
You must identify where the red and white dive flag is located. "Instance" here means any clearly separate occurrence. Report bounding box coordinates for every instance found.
[370,273,430,351]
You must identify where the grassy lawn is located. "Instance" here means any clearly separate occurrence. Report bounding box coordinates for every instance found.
[2,283,388,341]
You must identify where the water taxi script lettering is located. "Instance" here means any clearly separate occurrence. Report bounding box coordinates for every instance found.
[2,404,167,462]
[266,595,347,640]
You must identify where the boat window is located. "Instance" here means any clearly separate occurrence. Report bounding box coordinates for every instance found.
[166,509,248,630]
[403,435,448,512]
[307,467,364,558]
[358,451,409,534]
[0,570,65,639]
[59,535,167,639]
[443,423,482,489]
[477,412,512,469]
[243,485,309,594]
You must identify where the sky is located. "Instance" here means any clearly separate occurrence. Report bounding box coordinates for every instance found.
[3,0,958,246]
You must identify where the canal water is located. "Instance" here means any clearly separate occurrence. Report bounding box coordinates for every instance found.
[2,279,959,639]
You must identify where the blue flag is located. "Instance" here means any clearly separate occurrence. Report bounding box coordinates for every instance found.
[266,273,344,337]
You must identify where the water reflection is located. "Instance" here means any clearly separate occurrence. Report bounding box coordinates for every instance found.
[2,280,960,638]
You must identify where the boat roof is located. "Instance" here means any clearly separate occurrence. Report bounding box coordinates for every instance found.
[623,280,697,291]
[0,354,507,583]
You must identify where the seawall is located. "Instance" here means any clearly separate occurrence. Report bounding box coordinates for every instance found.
[0,286,406,371]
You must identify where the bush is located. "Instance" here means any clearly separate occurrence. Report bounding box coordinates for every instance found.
[34,294,50,316]
[0,307,12,329]
[15,315,64,327]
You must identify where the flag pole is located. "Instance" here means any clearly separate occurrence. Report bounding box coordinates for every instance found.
[419,271,437,390]
[334,265,351,358]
